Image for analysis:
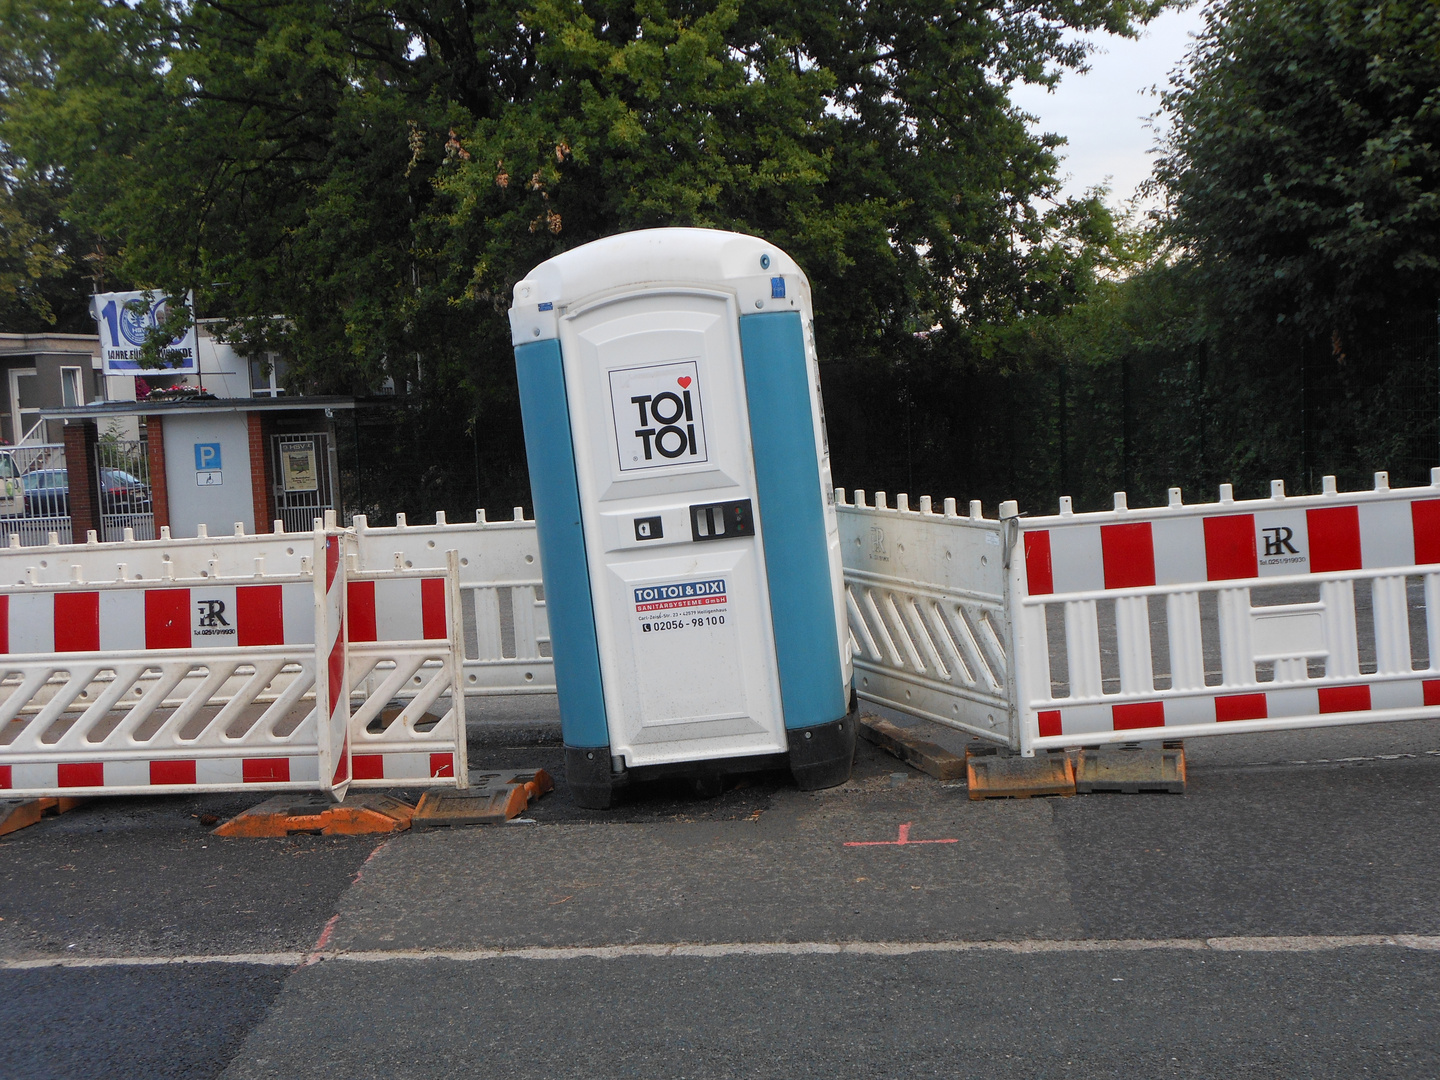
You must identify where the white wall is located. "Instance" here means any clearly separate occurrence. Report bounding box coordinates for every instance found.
[195,324,253,399]
[161,412,255,537]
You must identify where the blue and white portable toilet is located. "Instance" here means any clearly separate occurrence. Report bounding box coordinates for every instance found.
[509,228,855,808]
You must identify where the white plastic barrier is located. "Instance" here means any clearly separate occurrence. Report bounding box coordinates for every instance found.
[1012,471,1440,754]
[0,509,555,699]
[0,531,348,799]
[346,550,468,786]
[838,492,1013,744]
[20,473,1436,764]
[840,470,1440,756]
[350,513,552,697]
[0,527,467,799]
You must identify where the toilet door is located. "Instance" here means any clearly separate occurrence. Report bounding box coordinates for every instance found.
[560,290,786,767]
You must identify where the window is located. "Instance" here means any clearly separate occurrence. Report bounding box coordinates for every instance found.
[10,368,40,443]
[249,354,289,398]
[61,367,82,408]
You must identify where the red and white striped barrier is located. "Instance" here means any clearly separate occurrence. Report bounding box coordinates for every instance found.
[346,551,468,788]
[1009,472,1440,752]
[0,625,334,799]
[351,512,549,699]
[0,525,467,800]
[346,575,448,643]
[837,470,1440,757]
[1022,477,1436,594]
[316,531,351,796]
[0,583,315,654]
[1031,678,1439,739]
[0,508,555,699]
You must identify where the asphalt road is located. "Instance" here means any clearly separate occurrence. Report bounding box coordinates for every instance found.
[5,701,1440,1079]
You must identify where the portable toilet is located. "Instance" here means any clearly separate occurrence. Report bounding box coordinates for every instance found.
[509,228,855,808]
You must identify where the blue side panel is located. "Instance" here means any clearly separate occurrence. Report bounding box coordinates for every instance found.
[738,311,847,730]
[513,339,609,748]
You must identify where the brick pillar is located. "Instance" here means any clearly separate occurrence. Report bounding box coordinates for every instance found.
[247,413,275,532]
[145,415,170,533]
[63,420,101,540]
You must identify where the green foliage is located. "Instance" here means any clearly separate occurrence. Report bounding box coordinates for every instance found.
[0,0,1152,380]
[5,0,1432,521]
[0,0,172,329]
[1154,0,1440,337]
[0,172,65,326]
[0,0,1165,516]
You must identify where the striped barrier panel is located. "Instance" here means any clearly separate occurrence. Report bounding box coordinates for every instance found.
[318,531,350,795]
[0,527,468,799]
[350,513,551,697]
[0,529,346,799]
[346,550,469,787]
[0,581,315,653]
[0,509,555,699]
[837,471,1440,757]
[1012,471,1440,754]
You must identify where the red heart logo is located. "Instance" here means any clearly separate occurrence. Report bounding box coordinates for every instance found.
[677,377,692,388]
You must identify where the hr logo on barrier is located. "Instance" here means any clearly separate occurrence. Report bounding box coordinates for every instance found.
[869,526,889,562]
[1262,526,1299,557]
[194,598,235,638]
[1256,515,1308,571]
[609,360,708,472]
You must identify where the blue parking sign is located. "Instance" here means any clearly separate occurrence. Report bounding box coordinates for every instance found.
[194,443,222,470]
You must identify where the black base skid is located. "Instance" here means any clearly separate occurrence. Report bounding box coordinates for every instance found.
[786,706,859,791]
[564,745,616,810]
[563,697,859,809]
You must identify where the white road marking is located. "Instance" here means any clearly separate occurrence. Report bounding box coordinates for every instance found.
[1240,749,1440,767]
[5,934,1440,969]
[1,952,306,969]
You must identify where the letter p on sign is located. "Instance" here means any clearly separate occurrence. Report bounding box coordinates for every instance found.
[194,443,221,470]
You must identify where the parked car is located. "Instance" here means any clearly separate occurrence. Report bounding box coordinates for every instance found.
[101,469,152,514]
[21,468,152,517]
[0,452,21,516]
[22,469,69,517]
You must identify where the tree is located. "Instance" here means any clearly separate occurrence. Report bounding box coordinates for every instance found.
[0,170,68,329]
[1154,0,1440,338]
[1,0,1161,512]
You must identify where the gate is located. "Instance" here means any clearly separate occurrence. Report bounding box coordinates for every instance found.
[95,438,155,542]
[271,432,334,534]
[4,443,71,546]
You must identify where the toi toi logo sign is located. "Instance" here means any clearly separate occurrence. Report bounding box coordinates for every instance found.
[609,360,709,471]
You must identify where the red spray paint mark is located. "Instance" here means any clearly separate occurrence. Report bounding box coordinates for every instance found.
[304,913,342,967]
[844,822,958,847]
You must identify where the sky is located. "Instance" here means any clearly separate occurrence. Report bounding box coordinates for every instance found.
[1008,4,1209,209]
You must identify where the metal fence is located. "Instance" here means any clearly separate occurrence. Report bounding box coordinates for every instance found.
[95,438,155,542]
[7,443,71,546]
[271,432,334,534]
